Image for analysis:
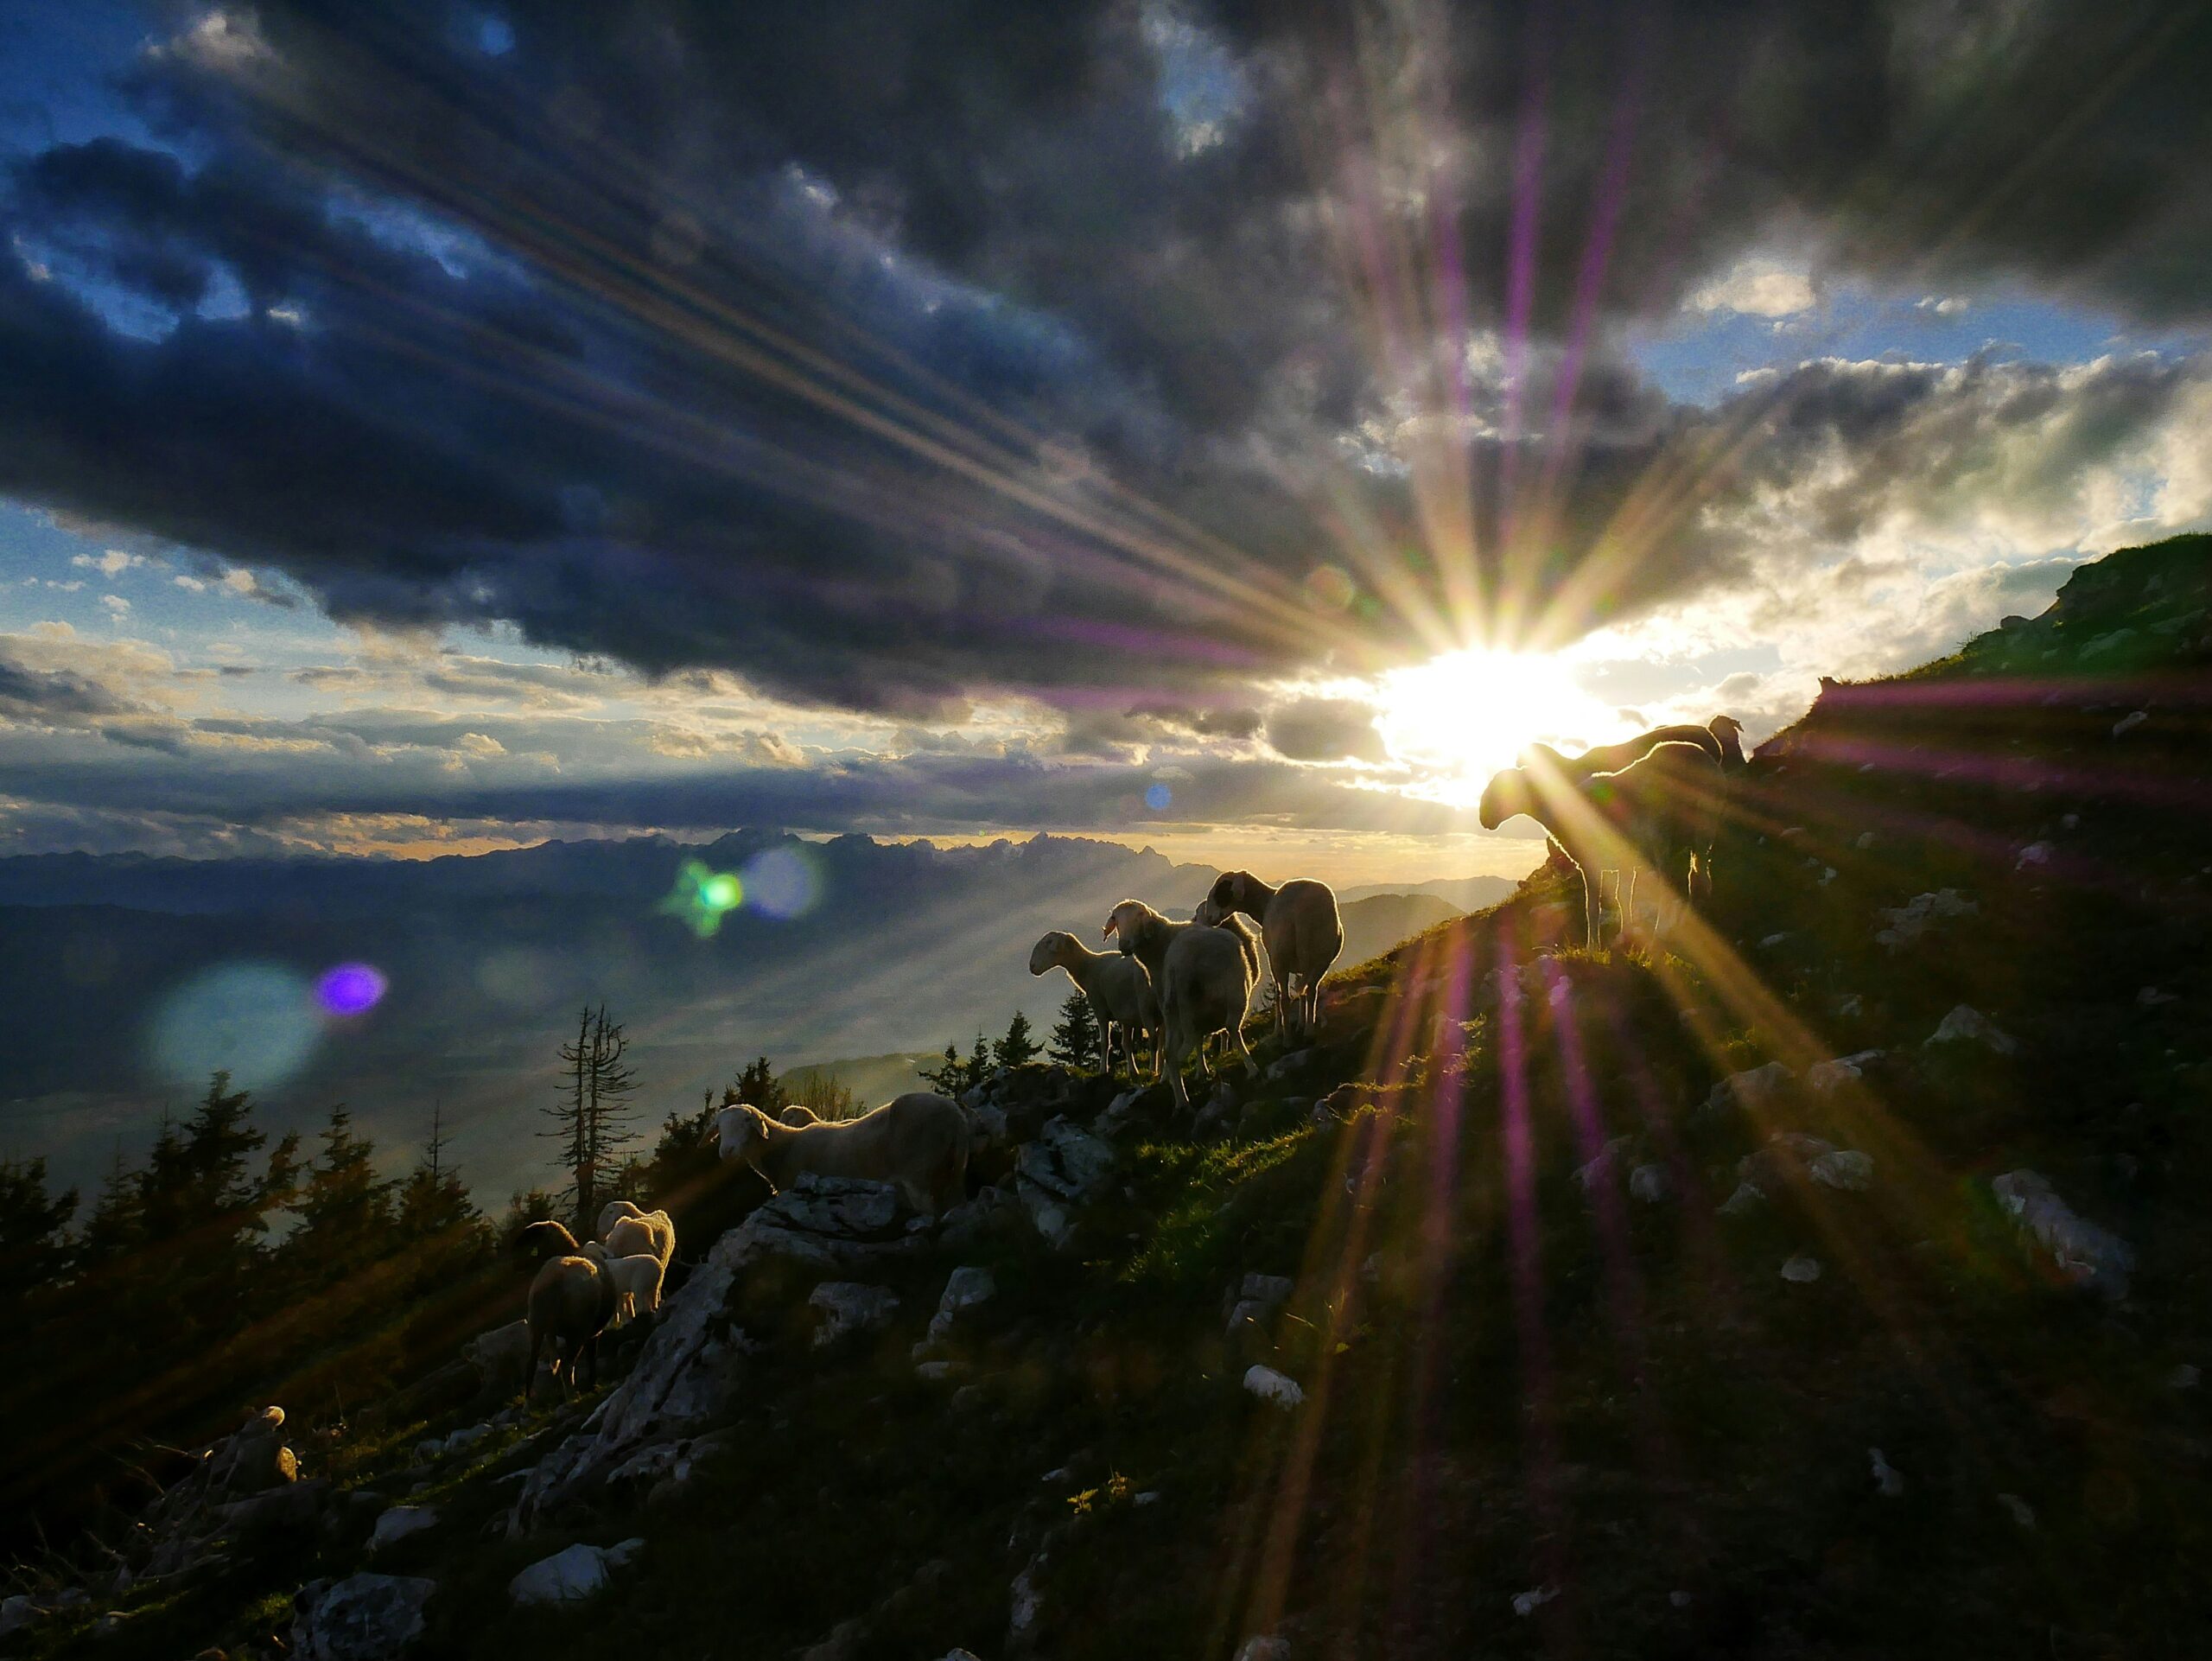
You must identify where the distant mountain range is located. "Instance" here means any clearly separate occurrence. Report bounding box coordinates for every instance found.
[1339,875,1519,912]
[0,832,1474,1198]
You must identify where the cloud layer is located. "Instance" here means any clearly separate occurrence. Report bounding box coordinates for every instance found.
[0,0,2204,729]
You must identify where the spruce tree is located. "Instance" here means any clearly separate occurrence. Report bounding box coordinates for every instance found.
[288,1106,395,1286]
[919,1041,967,1095]
[1048,992,1100,1070]
[966,1029,992,1085]
[995,1009,1039,1069]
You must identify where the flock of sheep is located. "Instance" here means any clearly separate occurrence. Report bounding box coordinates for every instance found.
[509,716,1747,1397]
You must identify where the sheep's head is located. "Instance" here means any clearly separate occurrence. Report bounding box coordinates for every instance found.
[1103,899,1152,949]
[513,1219,579,1261]
[1478,767,1535,830]
[707,1103,772,1165]
[1192,894,1230,926]
[1707,714,1741,739]
[1029,931,1077,976]
[1205,870,1262,918]
[594,1199,644,1241]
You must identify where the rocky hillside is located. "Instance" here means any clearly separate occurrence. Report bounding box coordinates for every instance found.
[7,534,2209,1660]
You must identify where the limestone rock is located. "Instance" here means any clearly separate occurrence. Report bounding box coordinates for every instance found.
[368,1505,438,1551]
[1016,1117,1116,1249]
[508,1538,643,1606]
[809,1282,901,1349]
[1927,1004,2018,1055]
[291,1574,435,1661]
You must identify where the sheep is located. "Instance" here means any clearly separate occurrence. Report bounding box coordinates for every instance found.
[1478,740,1726,948]
[511,1220,620,1397]
[1189,899,1268,1062]
[778,1104,822,1128]
[705,1091,969,1217]
[1202,872,1344,1039]
[595,1200,677,1270]
[1708,714,1747,770]
[1103,899,1258,1110]
[1029,929,1161,1079]
[578,1240,667,1327]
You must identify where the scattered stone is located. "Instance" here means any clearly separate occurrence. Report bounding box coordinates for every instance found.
[461,1321,531,1392]
[1512,1585,1560,1616]
[1810,1150,1874,1192]
[0,1597,36,1639]
[1991,1170,2134,1299]
[1700,1061,1794,1118]
[1875,888,1978,951]
[1669,1590,1694,1609]
[719,1175,928,1271]
[1009,1556,1044,1638]
[800,1617,868,1661]
[1927,1004,2018,1055]
[1758,932,1790,948]
[1243,1365,1305,1409]
[1236,1638,1291,1661]
[916,1360,957,1383]
[1573,1136,1637,1193]
[508,1539,643,1606]
[2016,841,2055,871]
[1719,1181,1766,1217]
[1807,1050,1884,1093]
[1998,1493,2036,1529]
[1016,1117,1117,1249]
[1242,1272,1295,1308]
[1266,1049,1314,1081]
[1869,1448,1904,1499]
[292,1574,436,1660]
[809,1282,901,1349]
[1629,1163,1669,1204]
[1833,993,1865,1019]
[1780,1256,1823,1283]
[368,1505,438,1551]
[2112,710,2148,736]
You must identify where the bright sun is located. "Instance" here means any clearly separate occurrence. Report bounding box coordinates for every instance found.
[1373,647,1624,804]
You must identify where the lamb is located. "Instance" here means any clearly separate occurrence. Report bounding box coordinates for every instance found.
[511,1219,620,1397]
[1103,899,1258,1110]
[1029,929,1161,1079]
[705,1091,969,1217]
[578,1240,667,1327]
[1201,872,1344,1039]
[1478,740,1725,948]
[594,1200,677,1270]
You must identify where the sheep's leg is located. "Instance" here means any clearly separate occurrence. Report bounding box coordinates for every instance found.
[1230,1015,1259,1079]
[524,1331,543,1403]
[1580,866,1599,950]
[1163,1019,1191,1111]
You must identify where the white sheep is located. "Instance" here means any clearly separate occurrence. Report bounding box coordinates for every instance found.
[1103,899,1257,1110]
[1029,929,1161,1079]
[1478,740,1725,948]
[578,1240,667,1327]
[595,1200,677,1270]
[778,1104,822,1128]
[1708,714,1747,770]
[704,1091,969,1217]
[512,1219,620,1395]
[1201,872,1344,1039]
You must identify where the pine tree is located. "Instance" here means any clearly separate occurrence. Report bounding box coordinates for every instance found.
[0,1156,77,1307]
[734,1054,786,1113]
[919,1041,967,1095]
[967,1029,992,1085]
[396,1102,480,1247]
[1048,992,1100,1071]
[995,1009,1040,1069]
[287,1106,395,1285]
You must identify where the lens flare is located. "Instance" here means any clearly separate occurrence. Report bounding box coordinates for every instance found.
[740,843,822,920]
[1145,783,1173,811]
[147,963,321,1095]
[316,962,388,1016]
[660,856,746,938]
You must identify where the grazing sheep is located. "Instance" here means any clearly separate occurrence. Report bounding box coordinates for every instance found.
[1202,872,1344,1039]
[1478,741,1726,948]
[1103,900,1258,1110]
[512,1220,620,1397]
[705,1091,969,1217]
[595,1200,677,1270]
[778,1104,822,1128]
[578,1241,667,1327]
[1030,929,1161,1079]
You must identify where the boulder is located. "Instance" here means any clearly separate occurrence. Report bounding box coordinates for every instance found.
[1016,1117,1116,1249]
[1874,889,1977,952]
[717,1174,927,1271]
[938,1185,1022,1250]
[0,1596,36,1639]
[1243,1365,1305,1408]
[1573,1136,1637,1193]
[923,1266,998,1346]
[368,1505,438,1551]
[1806,1050,1884,1093]
[508,1538,644,1607]
[462,1321,531,1391]
[1265,1049,1314,1082]
[1991,1170,2134,1299]
[292,1574,435,1661]
[1927,1004,2018,1055]
[1810,1150,1874,1192]
[1699,1062,1794,1119]
[808,1282,901,1349]
[1629,1163,1669,1203]
[1780,1256,1823,1283]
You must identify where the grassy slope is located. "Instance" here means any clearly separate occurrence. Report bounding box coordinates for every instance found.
[28,535,2212,1660]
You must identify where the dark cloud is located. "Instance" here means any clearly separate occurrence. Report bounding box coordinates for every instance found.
[1264,696,1386,762]
[0,649,132,719]
[0,0,2206,722]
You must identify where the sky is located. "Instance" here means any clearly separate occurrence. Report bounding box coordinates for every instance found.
[1,1,2208,886]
